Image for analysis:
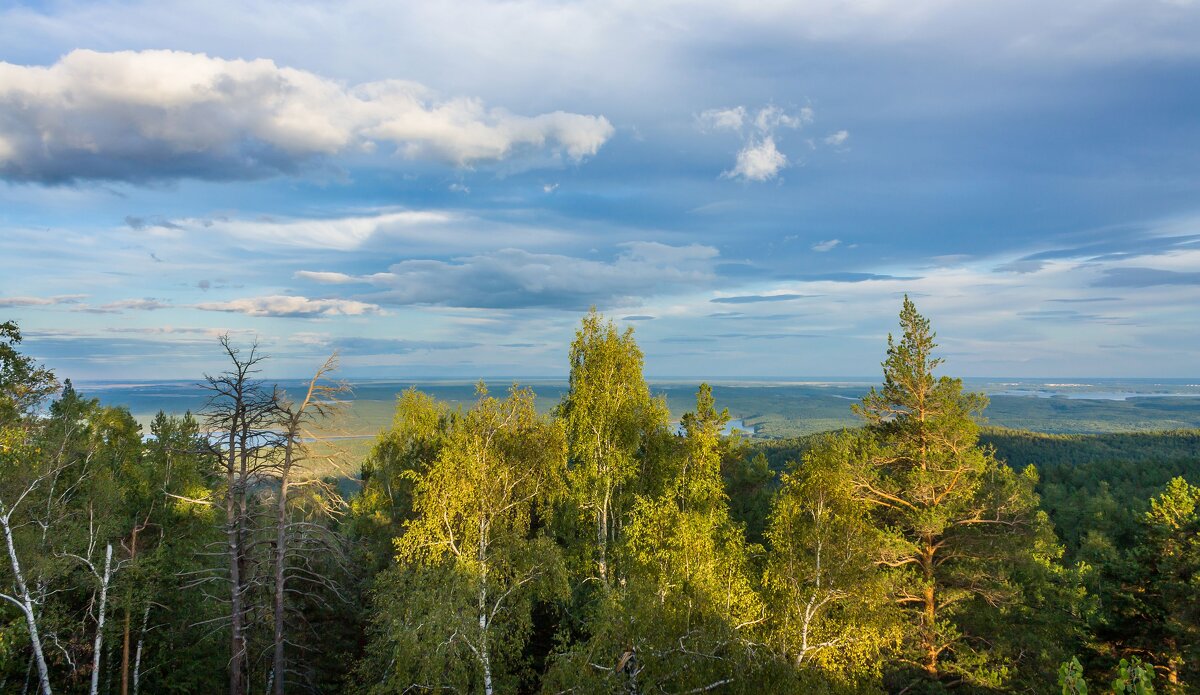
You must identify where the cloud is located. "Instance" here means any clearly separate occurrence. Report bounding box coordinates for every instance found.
[139,208,575,252]
[194,295,384,318]
[788,272,920,282]
[702,105,812,182]
[621,315,656,321]
[0,294,87,307]
[0,49,614,184]
[724,137,788,182]
[811,239,841,252]
[710,293,811,304]
[698,107,747,132]
[995,259,1047,274]
[823,130,850,146]
[326,336,478,354]
[357,242,719,309]
[82,299,173,313]
[1093,267,1200,287]
[294,271,360,284]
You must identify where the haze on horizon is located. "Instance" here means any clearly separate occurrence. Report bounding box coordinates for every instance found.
[1,0,1198,381]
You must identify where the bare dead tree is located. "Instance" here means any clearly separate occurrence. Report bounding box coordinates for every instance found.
[200,336,280,695]
[273,355,360,691]
[270,353,348,695]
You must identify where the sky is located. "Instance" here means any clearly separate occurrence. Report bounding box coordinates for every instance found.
[1,0,1199,380]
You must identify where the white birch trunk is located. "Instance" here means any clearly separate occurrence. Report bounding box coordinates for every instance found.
[89,542,113,695]
[1,513,52,695]
[477,523,493,695]
[132,603,149,695]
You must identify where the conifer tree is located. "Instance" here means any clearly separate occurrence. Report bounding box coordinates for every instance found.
[852,296,1057,688]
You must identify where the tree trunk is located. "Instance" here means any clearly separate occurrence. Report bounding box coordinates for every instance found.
[89,542,113,695]
[272,455,290,695]
[921,542,938,680]
[228,431,246,695]
[478,524,494,695]
[598,486,611,584]
[1,513,53,695]
[132,603,149,695]
[118,607,129,695]
[120,524,141,695]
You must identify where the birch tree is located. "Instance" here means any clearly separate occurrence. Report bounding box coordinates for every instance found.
[365,385,566,694]
[0,323,60,695]
[546,385,766,694]
[763,432,899,686]
[556,309,667,587]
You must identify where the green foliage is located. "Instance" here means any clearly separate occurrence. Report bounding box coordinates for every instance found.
[1112,657,1156,695]
[5,309,1199,694]
[849,297,1074,690]
[1060,656,1089,694]
[359,385,567,693]
[555,308,670,586]
[763,431,900,687]
[350,387,453,571]
[546,383,768,693]
[0,320,58,424]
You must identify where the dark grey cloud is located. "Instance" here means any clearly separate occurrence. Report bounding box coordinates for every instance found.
[1094,267,1200,287]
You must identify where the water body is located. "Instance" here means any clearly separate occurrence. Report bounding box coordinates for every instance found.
[73,377,1200,437]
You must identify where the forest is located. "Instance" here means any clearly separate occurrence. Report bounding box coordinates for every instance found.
[0,298,1196,694]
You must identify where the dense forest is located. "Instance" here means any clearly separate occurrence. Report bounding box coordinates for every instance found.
[1,299,1196,694]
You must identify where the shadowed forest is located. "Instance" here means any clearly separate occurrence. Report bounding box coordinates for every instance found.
[1,298,1196,694]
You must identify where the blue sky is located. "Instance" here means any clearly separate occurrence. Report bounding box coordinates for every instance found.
[1,0,1198,379]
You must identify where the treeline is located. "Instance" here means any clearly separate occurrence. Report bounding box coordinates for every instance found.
[0,300,1196,694]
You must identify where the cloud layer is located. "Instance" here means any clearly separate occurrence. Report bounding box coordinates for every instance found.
[299,242,719,309]
[0,49,614,183]
[194,295,383,318]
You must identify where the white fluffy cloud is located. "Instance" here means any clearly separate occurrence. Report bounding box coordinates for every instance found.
[194,295,383,318]
[703,105,812,182]
[811,239,841,252]
[0,49,614,183]
[725,137,788,182]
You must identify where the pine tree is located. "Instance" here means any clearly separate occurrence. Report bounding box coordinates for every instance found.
[852,296,1059,689]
